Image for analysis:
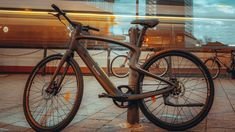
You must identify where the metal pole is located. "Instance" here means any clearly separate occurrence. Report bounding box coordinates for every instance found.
[125,0,140,128]
[231,50,235,79]
[107,48,111,77]
[136,0,139,16]
[42,48,47,75]
[126,27,140,127]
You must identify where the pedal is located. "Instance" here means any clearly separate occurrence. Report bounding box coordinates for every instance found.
[98,93,112,98]
[98,93,128,102]
[117,85,134,94]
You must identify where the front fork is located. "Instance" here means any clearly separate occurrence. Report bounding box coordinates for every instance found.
[45,51,73,94]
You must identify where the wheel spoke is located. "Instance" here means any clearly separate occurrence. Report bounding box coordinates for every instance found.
[139,51,213,130]
[24,55,82,131]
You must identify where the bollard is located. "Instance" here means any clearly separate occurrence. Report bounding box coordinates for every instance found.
[126,27,141,127]
[231,50,235,79]
[107,48,111,77]
[42,48,47,75]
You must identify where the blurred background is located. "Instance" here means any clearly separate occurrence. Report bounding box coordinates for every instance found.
[0,0,235,73]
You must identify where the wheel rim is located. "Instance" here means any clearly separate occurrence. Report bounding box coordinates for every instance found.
[111,55,129,78]
[204,59,219,79]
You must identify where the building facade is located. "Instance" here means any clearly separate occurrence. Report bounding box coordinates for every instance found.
[145,0,196,48]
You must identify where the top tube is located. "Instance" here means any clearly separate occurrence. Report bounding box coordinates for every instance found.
[76,35,140,53]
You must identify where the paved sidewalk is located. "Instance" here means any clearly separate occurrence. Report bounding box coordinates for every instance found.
[0,74,235,132]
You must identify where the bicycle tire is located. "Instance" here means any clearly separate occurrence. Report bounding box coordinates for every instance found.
[110,55,129,78]
[204,58,220,79]
[137,50,214,131]
[23,54,83,131]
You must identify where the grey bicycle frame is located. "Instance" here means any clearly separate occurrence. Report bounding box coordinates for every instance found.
[215,57,231,70]
[211,51,231,70]
[48,27,175,101]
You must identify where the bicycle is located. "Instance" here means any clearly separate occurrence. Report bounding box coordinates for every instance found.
[111,49,169,78]
[23,4,214,131]
[204,49,234,79]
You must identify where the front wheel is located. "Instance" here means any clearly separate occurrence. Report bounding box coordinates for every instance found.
[23,54,83,131]
[137,50,214,131]
[204,58,220,79]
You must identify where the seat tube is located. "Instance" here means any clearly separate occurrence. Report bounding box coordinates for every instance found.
[136,26,147,48]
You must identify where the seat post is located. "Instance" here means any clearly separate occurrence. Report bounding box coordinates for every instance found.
[137,26,148,48]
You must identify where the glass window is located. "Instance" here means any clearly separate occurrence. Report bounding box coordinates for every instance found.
[0,0,235,47]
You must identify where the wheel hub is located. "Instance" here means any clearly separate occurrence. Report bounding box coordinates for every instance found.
[42,82,57,100]
[170,78,186,98]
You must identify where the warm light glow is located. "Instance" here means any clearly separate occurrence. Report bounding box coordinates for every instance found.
[144,37,149,44]
[1,10,235,22]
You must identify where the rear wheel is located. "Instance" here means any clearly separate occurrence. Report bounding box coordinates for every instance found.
[204,58,220,79]
[137,50,214,131]
[111,55,129,78]
[23,54,83,131]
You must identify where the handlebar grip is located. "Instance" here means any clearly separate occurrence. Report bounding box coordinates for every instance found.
[51,4,64,14]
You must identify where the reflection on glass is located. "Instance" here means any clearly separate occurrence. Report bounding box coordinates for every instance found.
[0,0,235,47]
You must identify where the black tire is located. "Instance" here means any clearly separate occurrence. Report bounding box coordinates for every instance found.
[23,54,83,131]
[204,58,220,79]
[110,55,129,78]
[137,50,214,131]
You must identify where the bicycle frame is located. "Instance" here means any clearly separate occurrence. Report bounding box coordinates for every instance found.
[47,27,175,101]
[211,54,231,71]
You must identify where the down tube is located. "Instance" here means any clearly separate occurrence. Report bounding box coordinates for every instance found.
[75,43,121,96]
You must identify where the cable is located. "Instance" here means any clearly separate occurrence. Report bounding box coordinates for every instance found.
[0,49,42,57]
[49,49,63,54]
[90,50,106,56]
[111,50,129,56]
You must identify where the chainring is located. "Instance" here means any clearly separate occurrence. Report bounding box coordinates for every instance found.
[113,85,133,108]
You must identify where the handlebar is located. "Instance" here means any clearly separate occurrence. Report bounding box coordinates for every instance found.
[51,4,76,28]
[51,4,64,15]
[51,4,99,32]
[82,26,100,32]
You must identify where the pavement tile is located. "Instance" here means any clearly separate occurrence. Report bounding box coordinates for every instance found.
[0,122,9,128]
[0,113,23,125]
[0,121,30,132]
[0,75,235,132]
[210,96,234,114]
[99,105,127,114]
[207,119,235,129]
[11,121,30,128]
[63,127,97,132]
[68,119,109,129]
[77,104,108,116]
[70,115,88,126]
[206,128,235,132]
[207,112,235,121]
[88,112,120,121]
